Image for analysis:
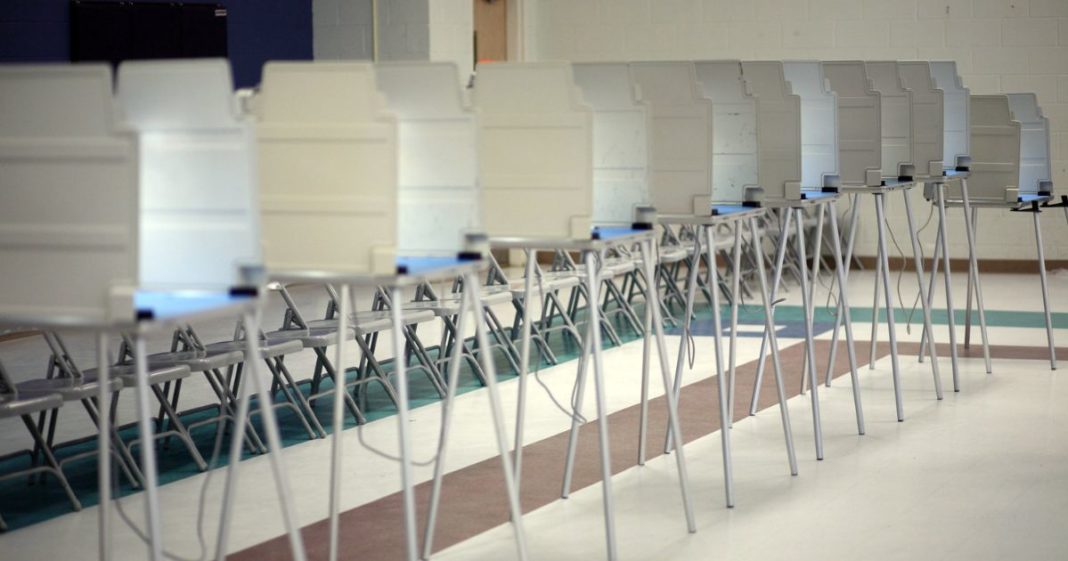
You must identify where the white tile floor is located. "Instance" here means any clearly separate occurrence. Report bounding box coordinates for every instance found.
[0,269,1066,560]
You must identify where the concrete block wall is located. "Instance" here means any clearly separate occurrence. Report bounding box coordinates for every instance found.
[525,0,1068,262]
[313,0,473,82]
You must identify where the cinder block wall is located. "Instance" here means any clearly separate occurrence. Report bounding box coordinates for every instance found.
[524,0,1068,262]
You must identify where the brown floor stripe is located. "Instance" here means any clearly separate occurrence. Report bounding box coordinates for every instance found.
[232,339,1061,561]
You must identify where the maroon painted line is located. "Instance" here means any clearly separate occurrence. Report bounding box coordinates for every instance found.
[231,340,1061,561]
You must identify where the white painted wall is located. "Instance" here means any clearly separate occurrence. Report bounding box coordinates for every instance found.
[313,0,474,82]
[523,0,1068,261]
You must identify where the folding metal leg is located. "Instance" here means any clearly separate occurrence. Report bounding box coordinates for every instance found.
[702,226,735,505]
[638,239,697,525]
[793,208,824,458]
[97,332,111,561]
[920,185,961,391]
[665,231,704,453]
[903,189,944,400]
[513,250,536,488]
[560,318,592,498]
[748,209,794,415]
[825,194,861,386]
[216,309,308,561]
[748,216,799,474]
[328,285,352,561]
[1033,210,1058,369]
[465,274,530,560]
[869,238,882,370]
[132,335,164,561]
[800,204,826,395]
[827,210,865,435]
[960,180,992,373]
[726,224,742,422]
[874,195,905,421]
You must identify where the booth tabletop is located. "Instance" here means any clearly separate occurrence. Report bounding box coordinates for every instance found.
[490,227,655,252]
[268,256,482,287]
[840,181,915,194]
[658,205,765,226]
[762,191,842,208]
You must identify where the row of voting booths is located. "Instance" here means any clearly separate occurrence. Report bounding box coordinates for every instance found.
[0,55,1062,561]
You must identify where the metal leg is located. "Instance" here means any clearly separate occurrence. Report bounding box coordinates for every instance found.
[874,195,905,421]
[560,318,592,498]
[639,239,697,524]
[97,332,111,561]
[466,274,530,561]
[513,250,536,485]
[389,286,419,561]
[825,195,861,386]
[800,205,826,395]
[328,285,351,561]
[1033,210,1058,369]
[216,310,308,561]
[637,255,652,466]
[959,180,992,373]
[827,210,866,435]
[918,214,941,365]
[794,208,824,459]
[748,208,794,416]
[749,216,799,474]
[131,335,163,561]
[869,235,881,370]
[422,282,472,559]
[727,224,742,423]
[935,186,961,391]
[586,251,618,561]
[964,207,976,350]
[664,232,703,453]
[903,188,944,400]
[703,227,734,506]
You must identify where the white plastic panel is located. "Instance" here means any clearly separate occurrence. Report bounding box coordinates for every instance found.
[897,61,944,178]
[474,62,593,239]
[255,62,397,274]
[783,61,840,189]
[573,63,650,225]
[741,61,802,200]
[1006,93,1052,196]
[376,62,480,256]
[629,61,715,213]
[118,59,261,291]
[693,60,759,203]
[822,61,881,186]
[866,61,914,178]
[0,64,138,321]
[930,61,970,170]
[966,95,1021,202]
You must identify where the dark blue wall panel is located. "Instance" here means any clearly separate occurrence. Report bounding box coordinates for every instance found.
[0,0,312,88]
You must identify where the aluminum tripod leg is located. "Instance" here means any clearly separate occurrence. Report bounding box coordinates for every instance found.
[704,226,733,504]
[869,236,881,370]
[748,209,794,416]
[935,187,961,391]
[216,307,308,561]
[637,251,653,465]
[874,196,905,421]
[133,335,163,561]
[97,333,112,561]
[513,250,536,485]
[825,194,861,387]
[560,318,593,498]
[1032,211,1058,369]
[827,210,865,435]
[794,208,824,459]
[585,250,618,561]
[328,285,351,561]
[749,216,799,474]
[727,225,742,422]
[964,207,976,350]
[903,188,944,400]
[467,274,531,560]
[664,232,703,454]
[960,180,992,373]
[639,239,699,523]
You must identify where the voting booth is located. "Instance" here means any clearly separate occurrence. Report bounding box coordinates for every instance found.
[254,62,398,274]
[474,62,593,239]
[629,61,715,214]
[572,62,652,226]
[866,61,915,180]
[118,59,261,292]
[897,61,944,179]
[821,61,881,187]
[1006,94,1053,202]
[0,64,139,322]
[693,60,759,204]
[930,61,970,172]
[375,62,481,256]
[966,95,1022,203]
[783,61,841,191]
[740,61,802,201]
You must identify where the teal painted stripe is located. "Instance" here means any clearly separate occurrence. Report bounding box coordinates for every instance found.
[715,304,1068,330]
